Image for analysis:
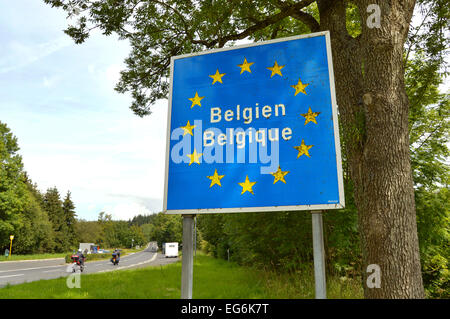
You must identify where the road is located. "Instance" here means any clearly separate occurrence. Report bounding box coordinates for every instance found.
[0,246,178,288]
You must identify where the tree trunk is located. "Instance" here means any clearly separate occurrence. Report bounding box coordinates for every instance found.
[318,0,425,298]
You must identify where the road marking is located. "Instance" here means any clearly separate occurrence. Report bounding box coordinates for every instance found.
[0,274,24,279]
[98,253,158,273]
[42,269,64,273]
[0,264,64,274]
[0,258,65,263]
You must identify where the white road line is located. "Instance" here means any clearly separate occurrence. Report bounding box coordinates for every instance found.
[42,269,64,273]
[98,253,158,273]
[0,264,64,274]
[0,258,64,263]
[0,274,24,279]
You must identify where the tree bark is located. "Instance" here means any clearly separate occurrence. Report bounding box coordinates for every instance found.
[317,0,425,298]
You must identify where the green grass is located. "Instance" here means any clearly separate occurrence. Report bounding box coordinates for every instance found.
[0,253,363,299]
[0,252,69,262]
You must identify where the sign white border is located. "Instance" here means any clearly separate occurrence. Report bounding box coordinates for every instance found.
[163,31,345,214]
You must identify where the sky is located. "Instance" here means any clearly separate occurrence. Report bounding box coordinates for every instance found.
[0,1,168,221]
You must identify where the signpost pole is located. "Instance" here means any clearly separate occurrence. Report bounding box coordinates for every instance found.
[9,235,14,259]
[311,211,326,299]
[194,216,197,257]
[181,214,195,299]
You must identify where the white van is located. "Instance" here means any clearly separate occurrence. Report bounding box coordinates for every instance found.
[164,242,178,258]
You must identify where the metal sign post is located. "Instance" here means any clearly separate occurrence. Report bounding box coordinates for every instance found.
[181,215,195,299]
[312,211,326,299]
[194,216,197,257]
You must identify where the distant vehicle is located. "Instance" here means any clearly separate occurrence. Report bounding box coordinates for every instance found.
[79,243,97,254]
[148,241,158,252]
[164,242,178,258]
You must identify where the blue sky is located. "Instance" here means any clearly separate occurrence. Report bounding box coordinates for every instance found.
[0,1,168,221]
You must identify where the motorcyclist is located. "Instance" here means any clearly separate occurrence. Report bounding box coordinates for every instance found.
[111,248,120,264]
[69,249,85,272]
[77,249,86,267]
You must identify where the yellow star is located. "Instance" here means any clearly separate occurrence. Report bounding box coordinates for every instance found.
[300,107,321,125]
[186,149,202,165]
[291,78,309,96]
[188,92,204,108]
[271,166,289,184]
[181,120,196,136]
[237,57,254,74]
[209,69,226,84]
[238,175,257,195]
[267,61,285,77]
[294,139,314,158]
[207,169,225,188]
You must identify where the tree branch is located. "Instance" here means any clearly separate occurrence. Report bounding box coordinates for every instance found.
[404,6,432,67]
[411,119,447,153]
[191,0,316,48]
[291,9,320,32]
[275,0,320,32]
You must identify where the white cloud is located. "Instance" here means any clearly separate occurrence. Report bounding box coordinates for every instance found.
[104,64,123,88]
[14,99,168,220]
[0,37,72,74]
[102,202,154,221]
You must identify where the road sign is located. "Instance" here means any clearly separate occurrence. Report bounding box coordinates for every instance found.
[164,31,344,214]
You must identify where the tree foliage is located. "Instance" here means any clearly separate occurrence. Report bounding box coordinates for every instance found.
[140,212,182,248]
[0,122,58,254]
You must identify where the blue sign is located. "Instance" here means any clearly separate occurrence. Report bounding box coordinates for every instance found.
[164,32,344,214]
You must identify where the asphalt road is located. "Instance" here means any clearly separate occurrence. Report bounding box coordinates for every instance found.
[0,246,179,288]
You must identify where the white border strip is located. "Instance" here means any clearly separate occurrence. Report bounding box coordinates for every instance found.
[325,32,346,207]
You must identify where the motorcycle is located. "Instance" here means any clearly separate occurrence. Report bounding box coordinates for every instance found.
[111,252,120,266]
[70,253,85,273]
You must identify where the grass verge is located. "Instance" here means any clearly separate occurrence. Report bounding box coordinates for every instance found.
[0,253,363,299]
